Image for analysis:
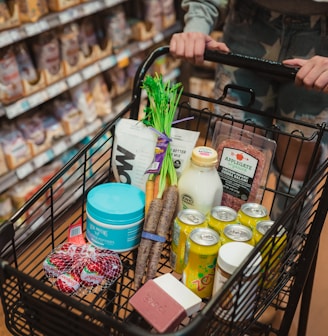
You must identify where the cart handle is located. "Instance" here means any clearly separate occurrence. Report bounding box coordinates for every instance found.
[204,49,298,79]
[131,45,298,118]
[131,46,298,119]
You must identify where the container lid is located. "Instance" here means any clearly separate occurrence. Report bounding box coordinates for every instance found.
[218,242,261,276]
[87,183,145,224]
[191,146,218,167]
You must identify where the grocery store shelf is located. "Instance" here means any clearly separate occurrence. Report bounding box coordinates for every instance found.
[0,66,180,194]
[0,22,182,119]
[0,0,127,49]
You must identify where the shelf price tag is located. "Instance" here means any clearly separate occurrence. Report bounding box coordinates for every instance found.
[25,22,41,37]
[53,140,68,156]
[66,72,83,88]
[59,9,75,24]
[83,1,101,15]
[33,150,54,169]
[0,32,11,48]
[9,29,21,43]
[70,128,88,145]
[104,0,118,7]
[16,162,34,180]
[47,14,61,28]
[99,55,116,71]
[38,20,49,32]
[82,63,100,80]
[5,100,30,119]
[47,80,67,98]
[4,103,17,119]
[28,90,48,108]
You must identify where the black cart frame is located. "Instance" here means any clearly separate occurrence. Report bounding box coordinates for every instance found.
[0,46,327,336]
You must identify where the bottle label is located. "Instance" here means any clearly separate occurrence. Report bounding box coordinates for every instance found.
[181,193,194,209]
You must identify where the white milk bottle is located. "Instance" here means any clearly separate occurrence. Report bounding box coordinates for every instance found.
[178,146,223,215]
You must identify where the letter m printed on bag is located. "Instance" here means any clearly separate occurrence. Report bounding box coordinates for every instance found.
[115,144,135,184]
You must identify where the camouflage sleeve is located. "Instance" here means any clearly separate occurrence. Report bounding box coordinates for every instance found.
[181,0,228,34]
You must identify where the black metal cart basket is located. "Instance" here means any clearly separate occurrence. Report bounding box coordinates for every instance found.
[0,46,327,336]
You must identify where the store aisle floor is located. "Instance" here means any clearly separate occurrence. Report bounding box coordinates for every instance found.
[0,214,327,336]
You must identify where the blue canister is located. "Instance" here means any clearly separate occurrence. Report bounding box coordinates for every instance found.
[86,182,145,252]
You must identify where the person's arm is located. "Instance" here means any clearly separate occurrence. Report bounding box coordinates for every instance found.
[170,0,229,64]
[283,56,328,93]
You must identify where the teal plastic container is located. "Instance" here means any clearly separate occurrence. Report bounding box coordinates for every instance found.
[86,183,145,252]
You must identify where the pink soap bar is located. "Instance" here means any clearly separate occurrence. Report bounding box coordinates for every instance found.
[129,280,187,333]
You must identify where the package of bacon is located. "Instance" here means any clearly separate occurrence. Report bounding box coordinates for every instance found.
[212,121,276,211]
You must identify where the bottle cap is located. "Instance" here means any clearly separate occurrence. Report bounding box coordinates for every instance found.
[191,146,218,167]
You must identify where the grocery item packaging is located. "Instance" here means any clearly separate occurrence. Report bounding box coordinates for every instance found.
[79,17,101,64]
[53,97,85,135]
[0,124,31,169]
[17,0,48,23]
[17,114,51,156]
[14,42,46,96]
[59,23,82,76]
[0,0,20,31]
[212,121,276,210]
[70,82,97,124]
[112,118,200,192]
[47,0,79,12]
[0,46,24,104]
[89,74,112,117]
[33,31,64,85]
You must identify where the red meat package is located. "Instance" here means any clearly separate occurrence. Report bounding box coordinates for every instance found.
[212,121,276,210]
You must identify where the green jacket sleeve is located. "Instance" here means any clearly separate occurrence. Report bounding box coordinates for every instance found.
[181,0,228,34]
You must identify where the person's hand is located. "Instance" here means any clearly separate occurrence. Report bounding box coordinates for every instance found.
[169,32,229,65]
[283,56,328,93]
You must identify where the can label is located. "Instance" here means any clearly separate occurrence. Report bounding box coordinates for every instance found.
[182,228,220,298]
[256,222,287,289]
[208,206,237,234]
[253,220,275,244]
[238,203,269,230]
[221,224,255,246]
[170,209,206,274]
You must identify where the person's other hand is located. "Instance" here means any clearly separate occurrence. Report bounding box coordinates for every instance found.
[283,56,328,93]
[169,32,229,65]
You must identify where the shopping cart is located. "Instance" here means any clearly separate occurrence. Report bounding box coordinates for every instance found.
[0,46,327,336]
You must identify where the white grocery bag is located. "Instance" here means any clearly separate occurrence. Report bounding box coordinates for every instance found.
[112,118,199,191]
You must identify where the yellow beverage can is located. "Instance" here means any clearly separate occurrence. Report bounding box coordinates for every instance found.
[208,206,238,235]
[237,203,270,231]
[253,220,275,244]
[182,227,221,298]
[221,223,255,246]
[254,220,287,288]
[170,209,207,274]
